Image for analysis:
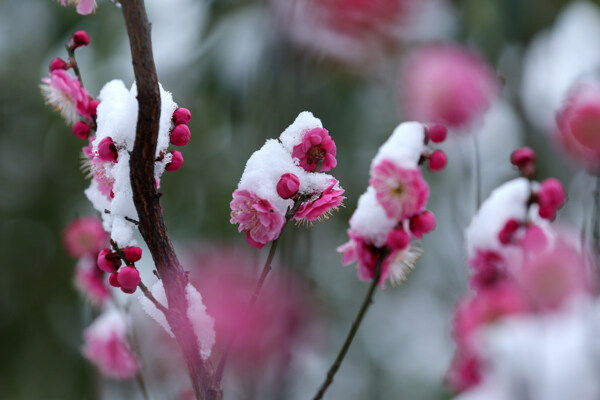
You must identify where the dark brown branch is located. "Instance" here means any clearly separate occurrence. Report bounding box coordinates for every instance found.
[120,2,219,399]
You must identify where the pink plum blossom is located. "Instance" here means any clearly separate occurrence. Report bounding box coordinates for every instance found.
[90,158,115,201]
[399,44,499,128]
[63,216,108,258]
[60,0,97,15]
[291,127,337,172]
[74,257,110,306]
[230,189,286,249]
[369,159,429,220]
[40,69,91,125]
[294,180,345,222]
[468,249,507,291]
[82,310,139,379]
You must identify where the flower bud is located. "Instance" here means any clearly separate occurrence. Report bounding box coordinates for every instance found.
[510,147,536,168]
[428,150,447,171]
[123,246,142,263]
[108,273,121,288]
[71,30,90,48]
[117,266,141,290]
[409,211,436,239]
[98,137,118,162]
[276,173,300,199]
[72,121,91,139]
[498,219,520,245]
[49,57,68,72]
[538,178,566,209]
[387,228,410,250]
[427,124,447,143]
[166,150,184,171]
[172,107,192,125]
[97,249,121,273]
[170,124,191,146]
[87,99,99,117]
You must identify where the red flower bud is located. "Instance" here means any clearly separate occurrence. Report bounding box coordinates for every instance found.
[276,173,300,199]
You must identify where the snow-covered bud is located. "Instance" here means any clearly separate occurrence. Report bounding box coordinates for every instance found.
[276,173,300,199]
[72,121,91,139]
[170,124,191,146]
[97,249,121,273]
[498,219,520,245]
[71,30,90,49]
[117,266,141,291]
[428,150,447,171]
[98,137,118,162]
[172,107,192,125]
[108,272,120,288]
[426,124,447,143]
[166,150,184,171]
[87,99,99,117]
[123,246,142,263]
[386,228,410,250]
[49,57,68,71]
[409,211,436,239]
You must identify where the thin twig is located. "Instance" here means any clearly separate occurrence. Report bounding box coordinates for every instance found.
[312,250,387,400]
[66,46,85,88]
[139,281,169,315]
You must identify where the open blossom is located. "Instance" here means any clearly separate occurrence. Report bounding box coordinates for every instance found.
[40,69,91,125]
[369,159,429,220]
[63,216,108,258]
[82,310,138,379]
[294,179,345,222]
[59,0,97,15]
[399,44,499,128]
[291,127,337,172]
[230,189,286,249]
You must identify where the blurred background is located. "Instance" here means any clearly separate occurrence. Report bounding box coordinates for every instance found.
[1,0,599,399]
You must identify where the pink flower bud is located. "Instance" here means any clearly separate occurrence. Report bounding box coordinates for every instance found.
[538,178,566,209]
[523,224,548,253]
[387,228,410,250]
[87,99,99,117]
[172,107,192,125]
[166,150,184,171]
[276,173,300,199]
[108,273,120,288]
[409,211,436,239]
[427,124,447,143]
[98,137,118,162]
[121,287,136,294]
[97,249,121,273]
[498,219,520,245]
[170,124,191,146]
[538,205,557,221]
[49,57,67,72]
[510,147,536,168]
[428,150,447,171]
[72,121,91,139]
[117,266,141,290]
[71,30,90,48]
[123,246,142,263]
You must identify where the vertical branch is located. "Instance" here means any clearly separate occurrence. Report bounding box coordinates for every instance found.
[119,1,218,399]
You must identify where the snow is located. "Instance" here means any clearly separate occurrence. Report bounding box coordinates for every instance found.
[349,186,397,247]
[279,111,323,155]
[185,283,215,360]
[370,121,426,170]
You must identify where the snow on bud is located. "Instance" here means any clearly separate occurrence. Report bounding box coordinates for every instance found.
[170,124,191,146]
[96,249,121,273]
[49,57,68,71]
[72,121,91,139]
[97,137,118,162]
[276,173,300,199]
[428,150,447,172]
[117,266,141,291]
[172,107,192,125]
[122,246,142,263]
[71,30,90,49]
[409,210,436,239]
[166,150,184,171]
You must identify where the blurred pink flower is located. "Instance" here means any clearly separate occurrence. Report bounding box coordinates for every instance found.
[74,257,110,306]
[291,127,337,172]
[556,83,600,172]
[40,69,91,125]
[399,44,499,128]
[82,310,139,379]
[369,159,429,220]
[230,189,285,249]
[90,158,115,201]
[63,216,108,258]
[446,349,482,393]
[294,180,345,222]
[60,0,96,15]
[467,249,507,291]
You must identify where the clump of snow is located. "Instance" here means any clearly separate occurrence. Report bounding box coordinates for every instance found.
[370,121,426,170]
[138,280,174,338]
[349,186,397,247]
[185,283,215,360]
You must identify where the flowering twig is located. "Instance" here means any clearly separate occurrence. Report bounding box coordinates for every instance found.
[66,45,85,88]
[119,1,216,399]
[312,249,388,400]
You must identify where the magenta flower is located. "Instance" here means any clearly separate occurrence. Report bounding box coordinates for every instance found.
[74,257,110,306]
[82,310,139,379]
[369,159,429,220]
[291,127,337,172]
[294,180,345,222]
[59,0,97,15]
[40,69,91,125]
[63,216,108,258]
[90,158,115,201]
[399,44,499,128]
[230,189,286,249]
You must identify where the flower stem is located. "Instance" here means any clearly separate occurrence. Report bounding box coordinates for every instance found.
[66,45,85,89]
[311,251,387,400]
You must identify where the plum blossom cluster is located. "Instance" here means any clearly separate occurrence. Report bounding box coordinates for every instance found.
[338,122,448,287]
[446,148,596,393]
[230,111,345,249]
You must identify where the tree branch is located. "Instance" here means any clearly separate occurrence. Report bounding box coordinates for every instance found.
[120,1,219,399]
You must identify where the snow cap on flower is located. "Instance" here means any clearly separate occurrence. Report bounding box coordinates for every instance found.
[370,121,427,169]
[40,69,91,125]
[82,309,138,379]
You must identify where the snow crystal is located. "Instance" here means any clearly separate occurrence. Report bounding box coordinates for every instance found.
[349,186,397,247]
[370,121,426,170]
[279,111,323,154]
[185,283,216,361]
